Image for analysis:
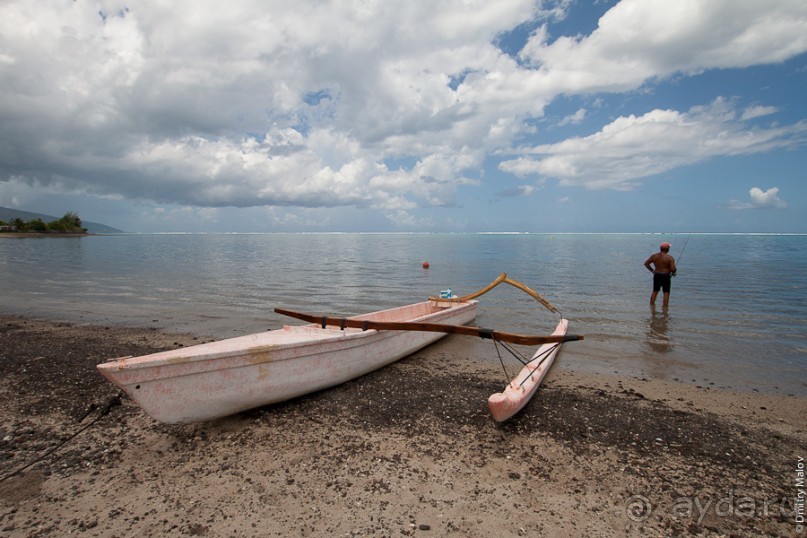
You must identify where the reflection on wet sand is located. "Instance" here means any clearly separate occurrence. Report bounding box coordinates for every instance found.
[646,305,672,354]
[640,307,701,382]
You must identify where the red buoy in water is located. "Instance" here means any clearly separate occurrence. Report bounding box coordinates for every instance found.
[422,261,430,269]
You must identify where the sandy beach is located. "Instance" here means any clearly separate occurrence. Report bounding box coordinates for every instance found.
[0,314,804,537]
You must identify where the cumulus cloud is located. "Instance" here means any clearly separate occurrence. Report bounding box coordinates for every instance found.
[499,98,807,189]
[0,0,542,213]
[519,0,807,94]
[0,0,806,218]
[726,187,787,210]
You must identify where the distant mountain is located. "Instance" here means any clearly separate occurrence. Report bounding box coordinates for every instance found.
[0,207,124,234]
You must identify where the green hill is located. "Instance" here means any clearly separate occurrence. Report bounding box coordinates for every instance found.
[0,207,123,233]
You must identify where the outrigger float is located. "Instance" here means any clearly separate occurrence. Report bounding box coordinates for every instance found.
[97,274,582,424]
[425,273,574,422]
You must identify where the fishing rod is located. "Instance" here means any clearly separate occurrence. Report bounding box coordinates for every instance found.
[676,233,692,271]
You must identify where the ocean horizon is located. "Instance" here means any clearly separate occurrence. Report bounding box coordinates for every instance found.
[100,231,807,235]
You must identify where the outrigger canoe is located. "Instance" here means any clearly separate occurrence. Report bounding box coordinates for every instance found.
[97,299,478,424]
[97,274,582,424]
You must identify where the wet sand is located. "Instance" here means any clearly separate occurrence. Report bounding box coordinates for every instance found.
[0,314,805,537]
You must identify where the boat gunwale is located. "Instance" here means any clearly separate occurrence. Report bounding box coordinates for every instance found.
[97,300,477,374]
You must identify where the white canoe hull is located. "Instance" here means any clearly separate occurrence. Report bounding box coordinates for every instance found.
[98,300,477,424]
[487,318,568,422]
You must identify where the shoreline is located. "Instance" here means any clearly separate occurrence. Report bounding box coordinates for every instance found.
[1,314,804,537]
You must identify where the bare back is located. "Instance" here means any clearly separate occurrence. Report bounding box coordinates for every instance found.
[645,252,676,274]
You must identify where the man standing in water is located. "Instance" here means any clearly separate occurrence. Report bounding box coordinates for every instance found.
[644,242,677,308]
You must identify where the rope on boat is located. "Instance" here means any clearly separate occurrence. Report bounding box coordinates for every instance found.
[493,338,511,383]
[515,344,559,389]
[0,391,123,483]
[492,339,530,385]
[492,338,560,387]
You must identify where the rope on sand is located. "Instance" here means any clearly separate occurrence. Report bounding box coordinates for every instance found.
[0,391,122,483]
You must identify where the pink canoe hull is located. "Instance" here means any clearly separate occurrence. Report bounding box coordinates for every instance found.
[97,300,477,424]
[487,318,568,422]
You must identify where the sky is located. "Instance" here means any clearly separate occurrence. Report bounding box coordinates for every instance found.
[0,0,806,233]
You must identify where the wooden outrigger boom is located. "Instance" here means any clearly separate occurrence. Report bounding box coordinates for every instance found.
[278,274,583,423]
[274,308,583,346]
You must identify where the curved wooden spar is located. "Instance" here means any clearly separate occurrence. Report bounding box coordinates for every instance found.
[429,272,558,314]
[274,308,583,346]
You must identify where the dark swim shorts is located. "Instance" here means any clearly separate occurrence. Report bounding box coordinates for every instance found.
[653,272,672,293]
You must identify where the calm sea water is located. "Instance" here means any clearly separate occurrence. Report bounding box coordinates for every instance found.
[1,233,805,395]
